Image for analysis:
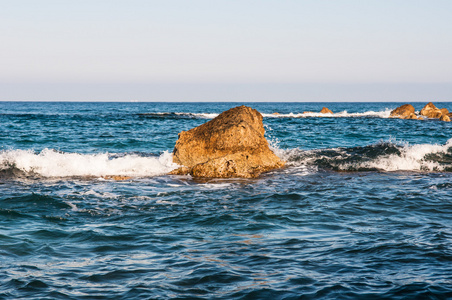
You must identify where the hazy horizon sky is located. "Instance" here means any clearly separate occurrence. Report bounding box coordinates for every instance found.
[1,0,451,101]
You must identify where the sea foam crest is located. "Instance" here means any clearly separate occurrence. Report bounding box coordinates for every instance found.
[352,139,452,172]
[148,109,393,120]
[262,109,393,119]
[0,149,179,178]
[278,139,452,172]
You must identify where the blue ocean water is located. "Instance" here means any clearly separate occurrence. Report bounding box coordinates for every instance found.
[1,101,451,299]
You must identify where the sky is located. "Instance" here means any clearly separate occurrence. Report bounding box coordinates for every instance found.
[1,0,451,101]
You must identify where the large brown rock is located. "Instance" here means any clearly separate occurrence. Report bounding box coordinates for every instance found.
[390,104,415,118]
[420,102,443,118]
[171,106,284,178]
[320,107,333,114]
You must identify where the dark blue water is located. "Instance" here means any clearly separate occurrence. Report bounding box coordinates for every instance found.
[1,102,452,299]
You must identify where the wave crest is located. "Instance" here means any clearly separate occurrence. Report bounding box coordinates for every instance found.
[0,149,179,179]
[279,139,452,172]
[262,109,393,119]
[139,109,393,120]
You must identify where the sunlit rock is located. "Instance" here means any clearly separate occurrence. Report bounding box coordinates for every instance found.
[320,107,333,114]
[171,105,284,178]
[420,102,443,119]
[390,104,415,118]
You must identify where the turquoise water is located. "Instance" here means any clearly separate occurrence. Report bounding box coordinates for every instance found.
[1,102,452,299]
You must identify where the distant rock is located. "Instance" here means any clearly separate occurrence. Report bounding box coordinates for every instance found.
[303,111,314,114]
[404,113,418,120]
[170,106,284,178]
[440,114,451,122]
[272,112,280,115]
[320,107,333,114]
[440,108,449,115]
[420,102,443,118]
[390,104,415,118]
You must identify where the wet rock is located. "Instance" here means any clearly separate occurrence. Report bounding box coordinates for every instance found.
[440,114,451,122]
[404,113,418,120]
[420,102,443,118]
[171,105,284,178]
[320,107,333,114]
[390,104,415,118]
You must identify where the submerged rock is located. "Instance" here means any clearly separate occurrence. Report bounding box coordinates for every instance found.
[320,107,333,114]
[420,102,443,118]
[390,104,415,118]
[170,106,284,178]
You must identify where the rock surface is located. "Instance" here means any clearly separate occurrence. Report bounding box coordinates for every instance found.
[440,108,449,115]
[420,102,443,118]
[440,114,451,122]
[171,106,284,178]
[404,113,418,120]
[390,104,415,118]
[320,107,333,114]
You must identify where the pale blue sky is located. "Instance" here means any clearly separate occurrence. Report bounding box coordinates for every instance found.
[1,0,451,101]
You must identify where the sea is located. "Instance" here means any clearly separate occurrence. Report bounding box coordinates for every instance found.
[1,101,451,299]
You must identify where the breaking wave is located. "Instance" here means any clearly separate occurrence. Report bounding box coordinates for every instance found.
[137,112,218,119]
[0,149,179,179]
[262,109,393,119]
[139,109,393,120]
[279,139,452,172]
[2,139,452,180]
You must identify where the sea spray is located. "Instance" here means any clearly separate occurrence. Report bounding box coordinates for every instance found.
[0,149,179,178]
[262,109,393,119]
[278,138,452,172]
[348,139,452,172]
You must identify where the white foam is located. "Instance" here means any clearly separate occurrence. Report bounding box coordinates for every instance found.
[349,139,452,172]
[262,109,393,119]
[0,149,179,178]
[143,112,219,119]
[154,109,394,120]
[278,139,452,172]
[181,112,219,119]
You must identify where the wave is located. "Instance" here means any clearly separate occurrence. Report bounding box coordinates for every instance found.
[262,109,393,119]
[279,139,452,172]
[2,139,451,180]
[138,109,393,120]
[137,112,218,119]
[0,149,179,179]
